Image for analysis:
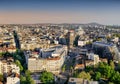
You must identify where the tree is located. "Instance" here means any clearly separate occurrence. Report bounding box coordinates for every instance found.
[62,64,66,72]
[73,70,79,77]
[85,66,93,72]
[73,35,80,47]
[29,79,35,84]
[20,75,26,84]
[0,74,3,82]
[40,71,54,84]
[108,82,114,84]
[117,61,120,72]
[86,41,92,45]
[77,71,91,80]
[0,52,3,57]
[15,60,23,72]
[110,71,120,84]
[25,70,35,84]
[103,65,114,79]
[25,70,31,76]
[70,66,74,76]
[13,50,26,68]
[98,62,114,79]
[94,72,101,80]
[26,76,34,84]
[110,60,115,70]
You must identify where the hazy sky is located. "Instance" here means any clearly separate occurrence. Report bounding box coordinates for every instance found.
[0,0,120,25]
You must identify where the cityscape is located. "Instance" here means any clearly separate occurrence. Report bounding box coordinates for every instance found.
[0,0,120,84]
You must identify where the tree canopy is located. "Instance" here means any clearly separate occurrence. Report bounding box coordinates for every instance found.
[15,60,23,72]
[77,71,91,80]
[0,74,3,82]
[73,61,120,84]
[40,71,54,84]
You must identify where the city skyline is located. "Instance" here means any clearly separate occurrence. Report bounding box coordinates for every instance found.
[0,0,120,25]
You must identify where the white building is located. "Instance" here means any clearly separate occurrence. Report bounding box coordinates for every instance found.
[0,59,20,84]
[87,53,99,65]
[75,26,85,35]
[68,77,99,84]
[78,41,86,47]
[7,76,20,84]
[112,37,119,43]
[28,46,67,74]
[0,61,20,74]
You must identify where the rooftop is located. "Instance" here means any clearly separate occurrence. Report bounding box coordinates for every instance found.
[93,41,114,47]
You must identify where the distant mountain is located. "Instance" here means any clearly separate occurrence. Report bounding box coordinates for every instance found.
[86,22,104,26]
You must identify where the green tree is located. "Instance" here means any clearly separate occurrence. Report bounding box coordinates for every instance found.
[117,61,120,72]
[73,70,79,77]
[110,60,115,70]
[108,82,114,84]
[98,62,114,79]
[73,35,80,47]
[85,66,93,72]
[20,75,26,84]
[40,71,54,84]
[13,50,26,69]
[62,64,66,72]
[0,52,3,57]
[25,70,35,84]
[25,70,31,76]
[15,60,23,71]
[94,72,101,80]
[104,65,113,79]
[26,76,35,84]
[0,74,3,82]
[86,41,92,45]
[77,71,91,80]
[30,79,35,84]
[110,71,120,84]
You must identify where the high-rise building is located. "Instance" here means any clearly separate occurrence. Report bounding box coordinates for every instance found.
[67,30,75,49]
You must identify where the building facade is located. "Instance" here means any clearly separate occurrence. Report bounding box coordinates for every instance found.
[28,46,67,74]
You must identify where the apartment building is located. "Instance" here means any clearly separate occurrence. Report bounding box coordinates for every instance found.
[28,46,67,74]
[6,73,20,84]
[0,60,20,74]
[0,57,20,84]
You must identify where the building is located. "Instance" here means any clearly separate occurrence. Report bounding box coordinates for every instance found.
[0,60,20,74]
[75,26,85,35]
[7,75,20,84]
[68,78,98,84]
[0,57,20,84]
[74,64,85,70]
[68,30,75,48]
[87,53,99,65]
[78,41,86,47]
[28,45,67,74]
[92,41,120,62]
[0,46,16,53]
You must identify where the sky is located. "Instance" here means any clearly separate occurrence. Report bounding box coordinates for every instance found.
[0,0,120,25]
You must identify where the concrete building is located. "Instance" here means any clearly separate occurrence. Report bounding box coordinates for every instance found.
[75,26,85,35]
[68,30,75,48]
[68,78,98,84]
[0,60,20,74]
[87,53,99,65]
[78,41,86,47]
[92,41,120,62]
[7,76,20,84]
[28,46,67,74]
[0,57,20,84]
